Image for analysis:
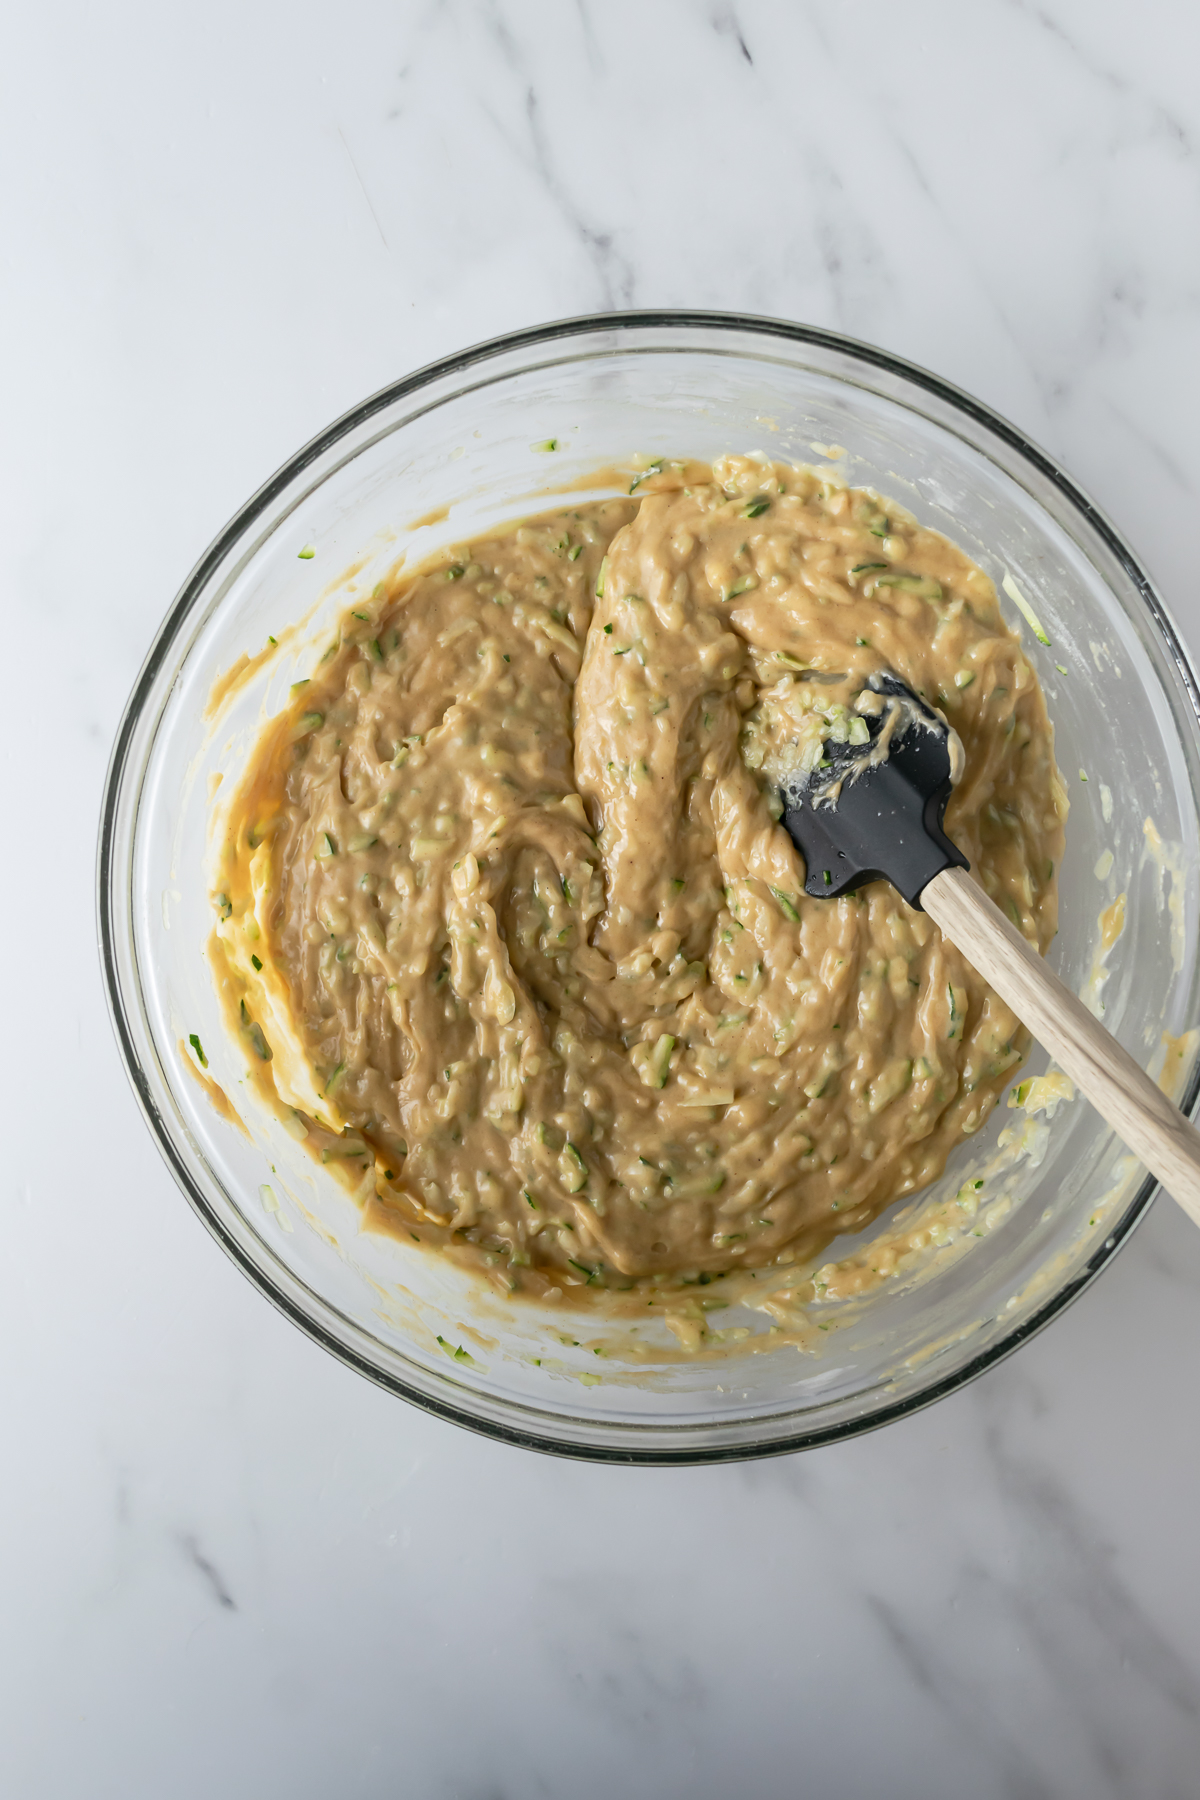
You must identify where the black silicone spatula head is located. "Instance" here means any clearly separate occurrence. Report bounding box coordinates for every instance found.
[779,672,969,909]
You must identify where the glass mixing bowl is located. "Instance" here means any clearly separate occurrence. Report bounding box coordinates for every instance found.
[98,313,1200,1463]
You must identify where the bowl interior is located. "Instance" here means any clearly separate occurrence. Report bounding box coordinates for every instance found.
[103,317,1200,1460]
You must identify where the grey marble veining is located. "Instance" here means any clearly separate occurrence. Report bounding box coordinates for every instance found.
[3,1,1200,1794]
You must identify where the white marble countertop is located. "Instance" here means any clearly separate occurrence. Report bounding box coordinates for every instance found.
[5,2,1200,1793]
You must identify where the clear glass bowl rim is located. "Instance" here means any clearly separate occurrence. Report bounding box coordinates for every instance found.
[97,308,1200,1465]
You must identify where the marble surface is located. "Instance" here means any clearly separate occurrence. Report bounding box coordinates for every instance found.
[5,1,1200,1793]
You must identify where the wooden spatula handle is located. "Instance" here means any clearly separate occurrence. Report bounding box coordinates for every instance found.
[922,866,1200,1226]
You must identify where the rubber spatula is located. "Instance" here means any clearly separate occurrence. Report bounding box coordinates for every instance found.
[780,672,1200,1224]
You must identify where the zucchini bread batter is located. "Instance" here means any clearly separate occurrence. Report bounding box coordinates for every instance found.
[211,456,1066,1296]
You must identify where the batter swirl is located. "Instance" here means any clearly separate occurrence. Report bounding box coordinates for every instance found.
[211,456,1066,1296]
